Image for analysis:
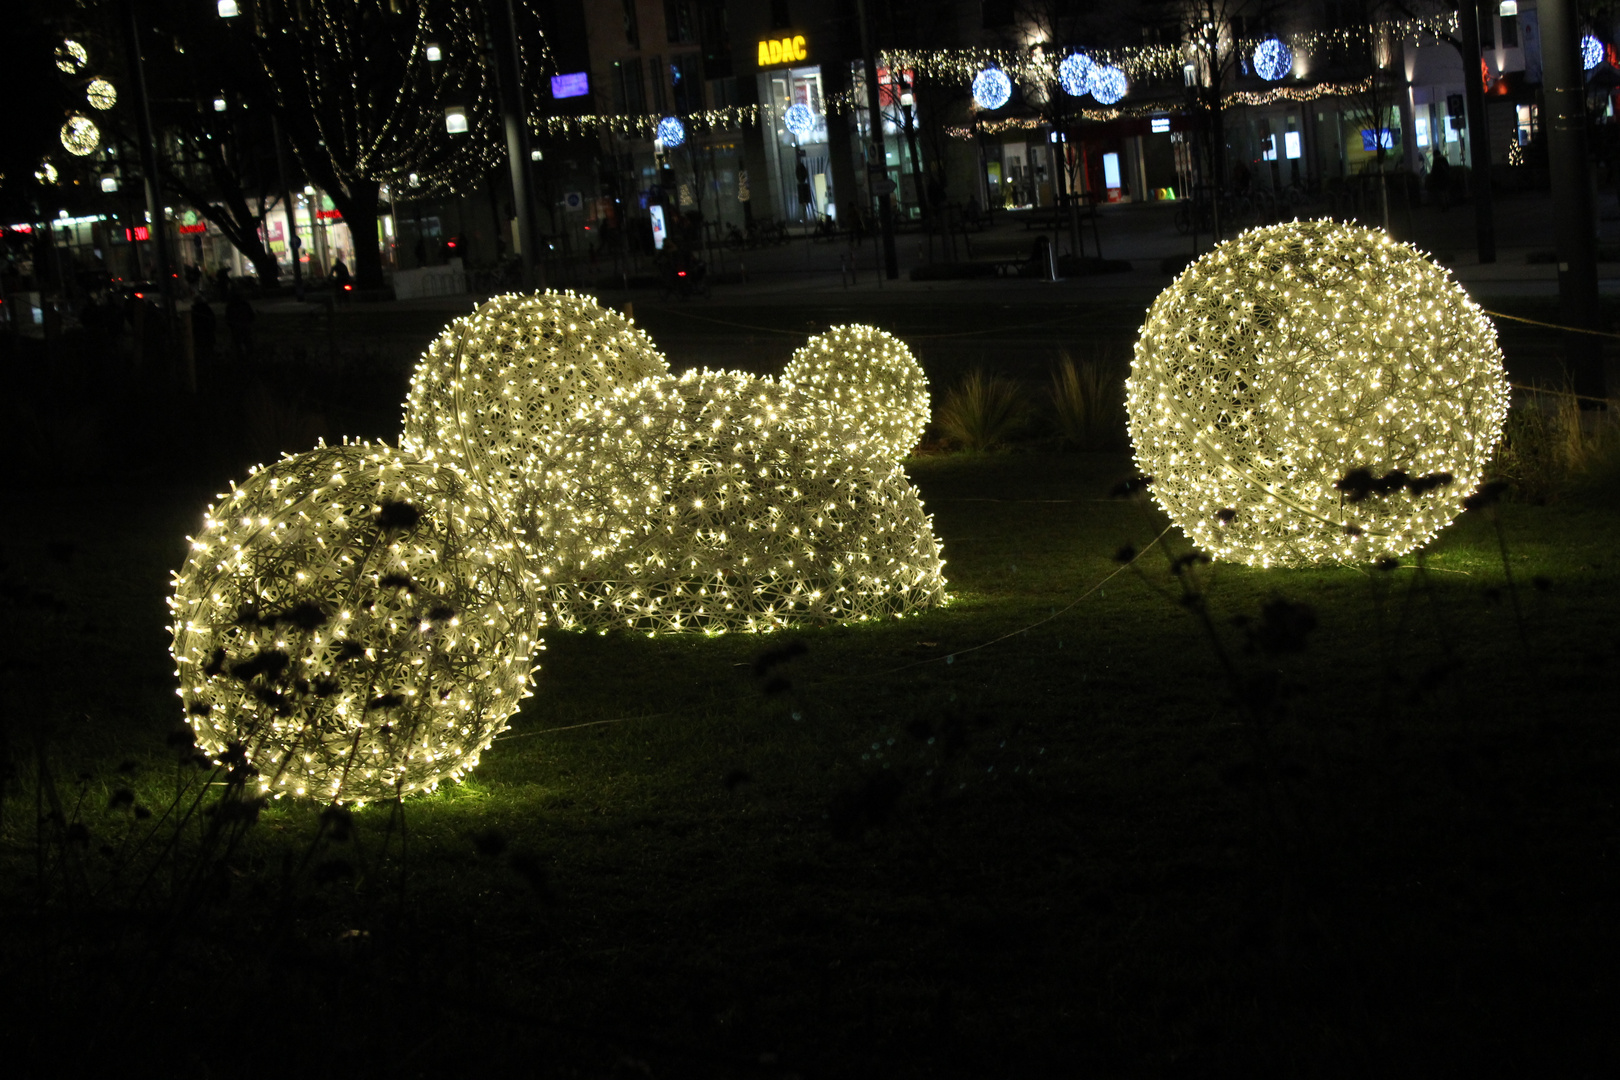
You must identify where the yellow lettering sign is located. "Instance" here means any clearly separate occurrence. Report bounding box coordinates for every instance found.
[758,34,808,66]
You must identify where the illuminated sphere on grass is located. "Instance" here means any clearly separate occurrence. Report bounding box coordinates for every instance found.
[1126,220,1509,568]
[401,290,669,578]
[169,443,540,805]
[782,324,930,460]
[547,370,947,635]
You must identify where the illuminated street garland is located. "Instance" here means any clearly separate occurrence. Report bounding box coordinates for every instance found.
[169,442,542,806]
[534,104,760,139]
[1125,221,1509,568]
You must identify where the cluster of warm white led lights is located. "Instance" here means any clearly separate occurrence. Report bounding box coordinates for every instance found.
[172,292,944,803]
[1126,220,1509,568]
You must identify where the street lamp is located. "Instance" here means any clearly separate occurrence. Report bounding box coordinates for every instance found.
[213,96,227,112]
[217,0,239,17]
[426,41,443,63]
[1499,1,1517,15]
[444,105,468,134]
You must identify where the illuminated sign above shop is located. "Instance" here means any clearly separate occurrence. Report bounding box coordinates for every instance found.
[758,35,808,67]
[551,72,588,99]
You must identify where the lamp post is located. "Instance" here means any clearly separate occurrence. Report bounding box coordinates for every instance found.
[855,0,898,280]
[489,0,539,291]
[120,0,178,321]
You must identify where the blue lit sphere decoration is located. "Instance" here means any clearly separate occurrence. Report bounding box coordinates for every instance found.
[1582,34,1605,72]
[784,102,815,139]
[1091,66,1127,105]
[1253,38,1293,82]
[1058,53,1096,97]
[972,67,1012,110]
[656,115,686,147]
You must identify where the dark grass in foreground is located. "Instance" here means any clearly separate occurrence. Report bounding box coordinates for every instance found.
[2,453,1618,1075]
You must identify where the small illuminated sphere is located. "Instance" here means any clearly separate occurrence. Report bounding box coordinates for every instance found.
[36,161,59,185]
[169,443,541,805]
[1126,220,1510,568]
[1582,34,1606,71]
[972,67,1012,110]
[401,290,670,580]
[1058,53,1096,97]
[56,39,88,74]
[1090,66,1127,105]
[60,116,99,157]
[784,102,816,139]
[656,115,686,147]
[86,78,117,110]
[1253,38,1293,81]
[782,324,930,460]
[547,370,947,634]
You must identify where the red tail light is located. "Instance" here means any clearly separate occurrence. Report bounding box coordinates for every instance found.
[343,284,353,291]
[677,271,686,277]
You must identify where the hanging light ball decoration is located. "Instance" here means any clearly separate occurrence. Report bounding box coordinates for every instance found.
[783,102,816,139]
[656,115,686,147]
[86,78,117,110]
[1582,34,1605,72]
[1058,53,1097,97]
[60,115,100,157]
[56,39,88,74]
[169,442,542,805]
[782,324,931,460]
[1252,38,1294,82]
[545,370,948,635]
[972,67,1013,110]
[401,291,670,583]
[1090,66,1128,105]
[35,161,59,185]
[1125,220,1509,568]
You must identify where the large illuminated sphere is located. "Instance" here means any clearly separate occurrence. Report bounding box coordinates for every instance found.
[1583,34,1604,71]
[1125,220,1509,568]
[656,115,686,147]
[1253,38,1293,81]
[782,324,930,460]
[1091,66,1127,105]
[547,370,947,634]
[61,116,99,157]
[401,290,669,579]
[784,102,816,139]
[972,67,1012,110]
[169,443,541,804]
[1059,53,1096,97]
[87,78,117,110]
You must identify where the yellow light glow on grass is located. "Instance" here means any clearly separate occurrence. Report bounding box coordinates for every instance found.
[1125,220,1509,567]
[168,442,541,806]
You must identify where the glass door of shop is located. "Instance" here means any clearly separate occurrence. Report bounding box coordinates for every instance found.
[760,65,830,224]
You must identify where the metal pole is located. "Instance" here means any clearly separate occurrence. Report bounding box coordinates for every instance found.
[1540,0,1605,401]
[494,0,538,291]
[121,0,177,322]
[270,115,304,300]
[855,0,898,280]
[1459,0,1496,262]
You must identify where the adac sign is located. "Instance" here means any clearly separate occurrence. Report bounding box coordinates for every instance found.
[758,34,808,68]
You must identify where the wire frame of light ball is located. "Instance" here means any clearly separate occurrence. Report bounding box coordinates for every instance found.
[1124,220,1510,569]
[972,67,1012,110]
[1582,35,1605,71]
[61,116,100,157]
[541,369,949,637]
[1058,53,1096,97]
[1090,66,1127,105]
[657,115,687,147]
[1252,38,1293,82]
[784,102,816,140]
[168,442,543,806]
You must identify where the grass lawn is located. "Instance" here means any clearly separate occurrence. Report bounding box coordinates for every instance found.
[2,447,1617,1076]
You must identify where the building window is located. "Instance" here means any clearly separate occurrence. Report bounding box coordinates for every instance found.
[1502,15,1519,47]
[649,55,667,112]
[614,59,645,114]
[622,0,640,47]
[1480,12,1495,49]
[771,0,791,30]
[672,53,703,113]
[666,0,696,43]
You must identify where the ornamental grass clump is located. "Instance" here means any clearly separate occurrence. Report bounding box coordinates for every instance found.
[936,369,1031,451]
[1049,350,1124,450]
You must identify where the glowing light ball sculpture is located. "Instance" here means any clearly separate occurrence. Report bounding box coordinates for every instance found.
[782,325,931,461]
[1582,34,1605,71]
[1091,66,1128,105]
[784,102,816,139]
[546,370,947,635]
[401,291,670,580]
[972,67,1012,110]
[656,115,686,147]
[169,443,541,805]
[1253,38,1293,81]
[60,116,99,156]
[1058,53,1096,97]
[1125,220,1509,568]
